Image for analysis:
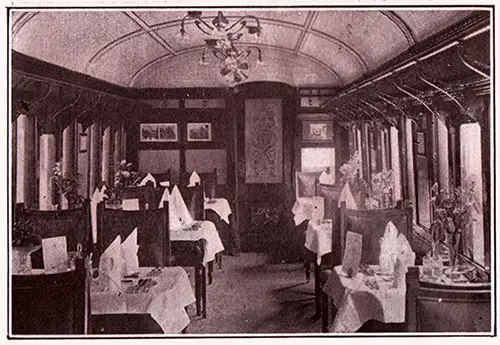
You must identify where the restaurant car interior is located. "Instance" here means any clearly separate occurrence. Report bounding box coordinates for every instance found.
[8,6,495,337]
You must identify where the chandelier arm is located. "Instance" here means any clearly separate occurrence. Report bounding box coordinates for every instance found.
[212,50,227,61]
[226,15,261,33]
[195,21,214,35]
[194,16,215,32]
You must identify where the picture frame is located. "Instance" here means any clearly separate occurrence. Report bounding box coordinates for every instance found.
[187,123,212,142]
[140,123,178,142]
[302,121,333,142]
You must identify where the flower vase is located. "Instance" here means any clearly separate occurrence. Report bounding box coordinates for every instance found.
[447,231,461,269]
[12,245,41,274]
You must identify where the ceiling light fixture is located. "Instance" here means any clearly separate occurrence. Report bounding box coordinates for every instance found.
[179,11,263,84]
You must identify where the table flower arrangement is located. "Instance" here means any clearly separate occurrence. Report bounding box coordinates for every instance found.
[53,162,85,209]
[104,160,144,206]
[339,151,368,208]
[430,181,480,268]
[370,169,394,209]
[12,216,42,274]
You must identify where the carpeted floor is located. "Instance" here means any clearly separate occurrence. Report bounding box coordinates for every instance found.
[184,252,322,334]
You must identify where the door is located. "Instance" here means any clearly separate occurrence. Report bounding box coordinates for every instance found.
[232,82,298,262]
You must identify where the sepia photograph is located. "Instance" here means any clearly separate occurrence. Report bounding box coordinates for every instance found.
[187,123,212,142]
[5,0,496,341]
[140,123,178,142]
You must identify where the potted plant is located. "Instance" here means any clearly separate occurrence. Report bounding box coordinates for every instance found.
[430,182,480,268]
[12,217,42,274]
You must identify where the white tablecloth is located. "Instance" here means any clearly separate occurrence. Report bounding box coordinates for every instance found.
[304,220,332,265]
[171,221,224,265]
[204,198,232,224]
[91,266,196,334]
[291,196,324,226]
[323,265,406,333]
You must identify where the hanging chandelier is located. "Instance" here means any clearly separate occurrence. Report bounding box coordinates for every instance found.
[179,11,263,84]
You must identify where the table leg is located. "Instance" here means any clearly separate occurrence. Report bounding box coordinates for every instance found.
[208,261,213,285]
[313,262,322,319]
[321,291,329,332]
[202,266,207,318]
[195,267,202,316]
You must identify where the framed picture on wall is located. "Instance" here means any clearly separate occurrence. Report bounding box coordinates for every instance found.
[187,123,212,142]
[140,123,178,142]
[302,121,333,142]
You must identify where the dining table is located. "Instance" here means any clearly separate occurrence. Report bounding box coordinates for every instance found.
[90,266,196,334]
[323,265,406,333]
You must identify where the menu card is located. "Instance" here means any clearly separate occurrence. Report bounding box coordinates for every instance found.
[342,231,363,278]
[42,236,68,273]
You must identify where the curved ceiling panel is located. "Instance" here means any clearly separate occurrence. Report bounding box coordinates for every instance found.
[132,10,186,27]
[12,11,141,73]
[313,10,410,69]
[394,10,472,42]
[88,33,168,86]
[131,48,338,88]
[301,33,362,84]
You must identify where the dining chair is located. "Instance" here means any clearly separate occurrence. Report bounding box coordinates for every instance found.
[16,201,93,269]
[339,206,413,265]
[11,256,90,335]
[121,183,166,210]
[181,168,218,199]
[321,205,413,332]
[151,169,171,186]
[405,266,491,332]
[180,184,205,221]
[96,201,171,268]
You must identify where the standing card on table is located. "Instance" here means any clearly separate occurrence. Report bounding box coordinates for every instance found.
[42,236,68,273]
[342,231,363,278]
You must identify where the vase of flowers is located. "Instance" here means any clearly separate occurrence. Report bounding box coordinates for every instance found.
[370,169,394,209]
[105,160,143,206]
[339,151,368,208]
[12,217,42,274]
[53,162,85,210]
[430,182,480,268]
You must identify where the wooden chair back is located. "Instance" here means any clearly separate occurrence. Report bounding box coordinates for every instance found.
[151,170,171,185]
[181,169,218,199]
[294,171,320,199]
[11,257,90,335]
[96,201,171,267]
[340,206,413,265]
[405,266,491,332]
[180,184,205,220]
[121,184,165,210]
[16,201,92,269]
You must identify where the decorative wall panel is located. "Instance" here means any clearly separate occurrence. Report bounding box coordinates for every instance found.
[244,98,283,183]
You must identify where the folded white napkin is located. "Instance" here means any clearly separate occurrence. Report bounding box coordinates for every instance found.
[99,235,123,292]
[318,171,335,185]
[338,183,358,209]
[91,187,108,244]
[169,185,194,229]
[158,187,171,209]
[138,173,157,188]
[379,221,399,274]
[122,198,140,211]
[188,171,201,187]
[121,228,139,276]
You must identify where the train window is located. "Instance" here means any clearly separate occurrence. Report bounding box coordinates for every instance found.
[301,147,335,179]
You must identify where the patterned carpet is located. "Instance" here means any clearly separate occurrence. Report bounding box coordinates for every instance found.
[185,252,322,334]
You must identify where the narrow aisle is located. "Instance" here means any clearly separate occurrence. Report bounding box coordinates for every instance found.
[186,253,321,334]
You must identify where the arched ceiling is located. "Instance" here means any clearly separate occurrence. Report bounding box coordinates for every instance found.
[11,9,473,88]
